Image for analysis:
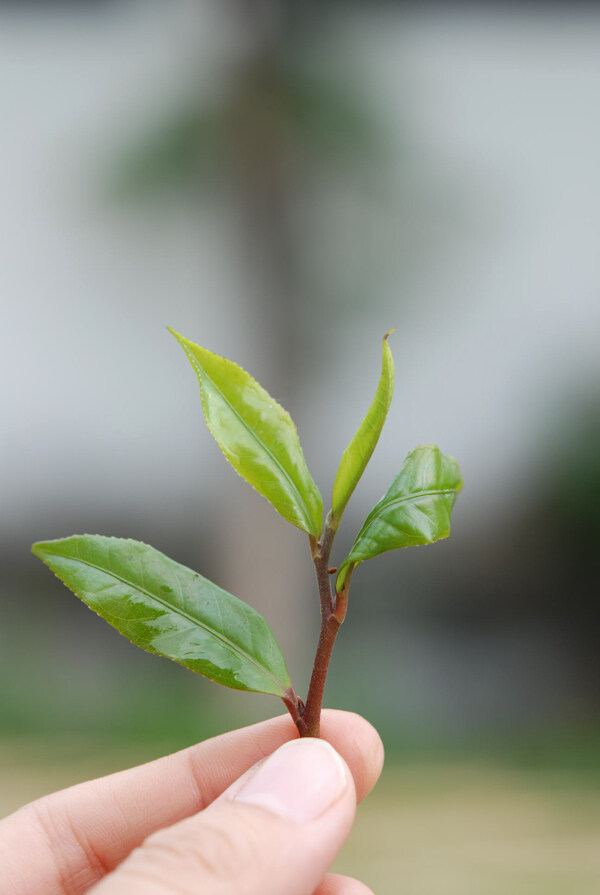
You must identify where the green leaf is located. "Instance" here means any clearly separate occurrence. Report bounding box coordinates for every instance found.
[336,445,462,591]
[331,332,394,528]
[169,330,323,538]
[32,535,292,697]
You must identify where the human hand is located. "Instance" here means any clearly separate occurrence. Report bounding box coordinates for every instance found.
[0,709,383,895]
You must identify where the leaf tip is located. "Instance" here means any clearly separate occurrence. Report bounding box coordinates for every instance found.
[31,540,45,559]
[383,328,396,342]
[31,539,60,560]
[167,326,186,345]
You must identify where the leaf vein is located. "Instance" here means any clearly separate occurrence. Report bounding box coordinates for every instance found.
[186,347,317,534]
[67,553,285,693]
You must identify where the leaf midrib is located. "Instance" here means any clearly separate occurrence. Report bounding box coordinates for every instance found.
[334,373,392,503]
[356,486,457,542]
[187,347,317,534]
[58,550,286,694]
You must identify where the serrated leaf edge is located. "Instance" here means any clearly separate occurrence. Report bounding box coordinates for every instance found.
[331,332,395,526]
[169,329,322,537]
[32,537,290,696]
[335,446,462,592]
[351,485,458,547]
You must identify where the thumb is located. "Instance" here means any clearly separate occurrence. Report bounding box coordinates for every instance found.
[90,738,358,895]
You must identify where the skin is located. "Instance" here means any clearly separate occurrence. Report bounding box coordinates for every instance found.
[0,709,384,895]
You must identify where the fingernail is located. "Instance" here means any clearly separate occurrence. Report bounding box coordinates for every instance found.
[234,738,348,823]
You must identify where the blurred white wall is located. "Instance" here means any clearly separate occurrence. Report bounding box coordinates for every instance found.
[1,2,600,739]
[1,4,599,540]
[316,9,600,528]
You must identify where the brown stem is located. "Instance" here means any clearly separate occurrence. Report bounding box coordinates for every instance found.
[300,522,349,737]
[302,612,340,737]
[281,527,355,737]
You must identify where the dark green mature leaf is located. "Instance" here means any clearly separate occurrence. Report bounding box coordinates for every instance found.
[331,332,394,528]
[336,445,462,591]
[32,536,291,697]
[169,330,323,537]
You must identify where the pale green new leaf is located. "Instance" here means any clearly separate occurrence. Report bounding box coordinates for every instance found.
[32,535,291,697]
[331,332,394,528]
[170,330,323,537]
[336,445,462,591]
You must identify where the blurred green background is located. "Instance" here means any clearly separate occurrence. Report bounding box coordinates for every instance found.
[1,2,599,892]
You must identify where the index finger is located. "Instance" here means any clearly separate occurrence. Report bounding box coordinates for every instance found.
[0,709,383,895]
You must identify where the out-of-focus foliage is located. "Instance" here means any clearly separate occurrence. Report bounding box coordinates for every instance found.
[110,62,381,201]
[544,401,600,553]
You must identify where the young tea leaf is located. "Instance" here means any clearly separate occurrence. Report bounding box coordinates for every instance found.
[32,535,292,697]
[331,332,394,528]
[169,330,323,537]
[336,445,462,591]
